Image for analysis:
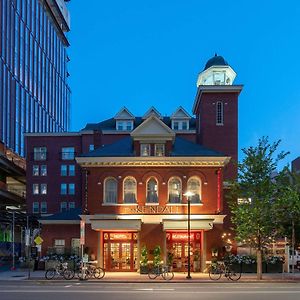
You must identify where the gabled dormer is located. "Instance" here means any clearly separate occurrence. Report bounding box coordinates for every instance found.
[131,115,175,156]
[142,106,162,120]
[114,107,135,131]
[170,106,191,131]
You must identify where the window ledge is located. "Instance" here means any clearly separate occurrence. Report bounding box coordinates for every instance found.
[145,203,159,206]
[102,203,138,206]
[166,203,203,206]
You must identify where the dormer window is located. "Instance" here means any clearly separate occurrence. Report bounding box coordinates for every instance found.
[171,120,189,130]
[141,144,150,156]
[155,144,165,157]
[116,120,133,131]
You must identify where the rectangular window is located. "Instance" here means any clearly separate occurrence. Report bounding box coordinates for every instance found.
[33,147,47,160]
[140,144,150,156]
[216,101,224,125]
[155,144,165,156]
[33,184,39,195]
[61,183,67,195]
[60,202,67,212]
[33,165,39,176]
[40,184,47,194]
[116,121,124,130]
[89,144,94,151]
[32,202,39,213]
[61,147,75,160]
[69,202,75,210]
[69,183,75,195]
[54,239,65,247]
[173,121,179,130]
[181,121,188,130]
[69,165,75,176]
[40,165,47,176]
[61,165,67,176]
[41,202,47,213]
[126,121,133,130]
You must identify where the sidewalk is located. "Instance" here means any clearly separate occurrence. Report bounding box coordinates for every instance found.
[0,269,300,282]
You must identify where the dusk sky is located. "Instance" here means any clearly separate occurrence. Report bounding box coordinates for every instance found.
[67,0,300,169]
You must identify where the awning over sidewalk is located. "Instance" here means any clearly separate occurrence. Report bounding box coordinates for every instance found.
[163,219,214,230]
[91,219,141,231]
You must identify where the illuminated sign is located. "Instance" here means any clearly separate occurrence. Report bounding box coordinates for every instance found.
[172,233,194,241]
[125,205,180,214]
[109,233,132,240]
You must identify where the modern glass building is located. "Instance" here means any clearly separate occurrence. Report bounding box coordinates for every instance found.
[0,0,71,156]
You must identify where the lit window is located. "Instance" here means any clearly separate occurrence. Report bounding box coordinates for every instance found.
[147,177,158,203]
[60,202,67,212]
[69,202,75,210]
[33,184,39,195]
[155,144,165,156]
[33,165,39,176]
[41,184,47,195]
[69,183,75,195]
[61,165,67,176]
[32,202,39,213]
[104,178,117,203]
[89,144,94,151]
[168,177,182,203]
[40,165,47,176]
[61,183,67,195]
[41,202,47,213]
[61,147,75,160]
[187,177,201,203]
[69,165,75,176]
[123,177,137,203]
[141,144,150,156]
[34,147,47,160]
[216,101,224,125]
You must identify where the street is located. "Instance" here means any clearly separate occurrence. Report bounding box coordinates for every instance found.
[0,281,300,300]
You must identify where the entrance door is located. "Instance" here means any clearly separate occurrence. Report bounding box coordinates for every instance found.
[109,242,131,271]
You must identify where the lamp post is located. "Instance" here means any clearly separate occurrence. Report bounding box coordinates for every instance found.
[183,191,194,279]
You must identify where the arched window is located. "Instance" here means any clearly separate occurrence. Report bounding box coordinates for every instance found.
[104,177,117,204]
[146,177,158,203]
[216,101,224,125]
[168,177,182,203]
[187,177,201,203]
[123,177,137,203]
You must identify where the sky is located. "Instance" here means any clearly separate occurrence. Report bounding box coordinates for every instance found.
[67,0,300,169]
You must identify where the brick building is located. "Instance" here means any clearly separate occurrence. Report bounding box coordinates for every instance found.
[26,55,243,272]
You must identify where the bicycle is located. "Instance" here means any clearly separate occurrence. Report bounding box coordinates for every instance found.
[148,265,174,280]
[45,262,75,280]
[208,261,241,281]
[76,262,105,280]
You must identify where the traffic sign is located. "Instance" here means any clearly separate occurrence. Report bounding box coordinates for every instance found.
[34,236,43,245]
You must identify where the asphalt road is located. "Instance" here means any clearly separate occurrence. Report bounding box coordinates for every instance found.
[0,281,300,300]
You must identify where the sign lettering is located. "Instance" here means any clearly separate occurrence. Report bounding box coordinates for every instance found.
[124,205,180,214]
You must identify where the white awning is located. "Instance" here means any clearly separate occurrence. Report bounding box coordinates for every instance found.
[91,219,141,231]
[163,219,214,231]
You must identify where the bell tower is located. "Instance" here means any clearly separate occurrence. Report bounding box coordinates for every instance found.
[193,54,243,180]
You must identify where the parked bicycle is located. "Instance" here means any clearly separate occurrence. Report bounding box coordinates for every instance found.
[76,262,105,280]
[148,265,174,280]
[45,262,75,280]
[208,261,241,281]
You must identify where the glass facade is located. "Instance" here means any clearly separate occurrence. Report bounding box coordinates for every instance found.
[0,0,71,156]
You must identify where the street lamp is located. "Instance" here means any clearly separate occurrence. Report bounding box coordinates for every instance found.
[183,191,194,279]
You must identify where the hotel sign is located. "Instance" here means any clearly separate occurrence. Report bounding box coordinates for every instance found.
[125,205,180,214]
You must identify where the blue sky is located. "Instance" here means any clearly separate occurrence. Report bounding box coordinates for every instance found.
[67,0,300,168]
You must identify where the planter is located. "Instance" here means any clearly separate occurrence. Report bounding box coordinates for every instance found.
[266,263,283,273]
[140,265,149,274]
[45,260,58,270]
[193,261,201,272]
[37,261,45,270]
[19,260,34,270]
[242,263,267,273]
[230,263,242,273]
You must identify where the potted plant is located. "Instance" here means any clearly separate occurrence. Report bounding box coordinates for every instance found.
[167,251,174,270]
[140,245,149,274]
[193,250,201,272]
[153,245,162,267]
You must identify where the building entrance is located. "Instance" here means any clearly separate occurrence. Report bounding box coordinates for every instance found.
[166,231,201,272]
[103,232,138,271]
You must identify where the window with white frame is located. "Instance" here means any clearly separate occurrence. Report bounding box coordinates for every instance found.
[172,120,189,130]
[32,202,39,213]
[155,144,165,156]
[168,177,182,203]
[54,239,65,247]
[147,177,158,203]
[104,178,117,203]
[33,147,47,160]
[216,101,224,125]
[33,184,39,195]
[116,120,133,131]
[61,147,75,160]
[123,177,137,203]
[187,177,201,203]
[41,202,47,213]
[33,165,39,176]
[40,165,47,176]
[40,184,47,194]
[140,144,150,156]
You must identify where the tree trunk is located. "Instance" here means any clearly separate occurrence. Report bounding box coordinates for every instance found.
[257,249,262,280]
[292,219,295,274]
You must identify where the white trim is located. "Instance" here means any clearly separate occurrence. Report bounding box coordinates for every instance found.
[114,107,135,120]
[170,106,191,119]
[39,220,80,224]
[123,176,137,204]
[103,177,118,205]
[142,106,162,119]
[25,131,93,137]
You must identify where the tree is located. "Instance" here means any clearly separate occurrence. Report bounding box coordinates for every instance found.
[229,137,288,280]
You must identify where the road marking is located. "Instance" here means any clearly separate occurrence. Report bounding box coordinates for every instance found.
[135,288,175,291]
[64,285,72,288]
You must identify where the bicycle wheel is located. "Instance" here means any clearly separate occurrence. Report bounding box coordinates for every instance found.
[162,268,174,280]
[63,269,75,280]
[148,268,158,279]
[93,267,105,279]
[77,268,90,280]
[228,269,241,281]
[45,269,56,280]
[208,266,222,280]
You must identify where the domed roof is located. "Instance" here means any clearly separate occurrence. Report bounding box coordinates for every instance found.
[204,54,229,70]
